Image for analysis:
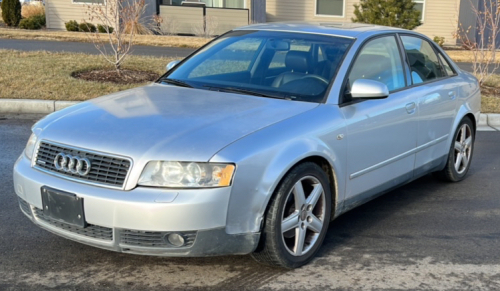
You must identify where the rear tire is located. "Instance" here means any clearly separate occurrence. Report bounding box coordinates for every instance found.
[251,162,332,269]
[435,117,475,182]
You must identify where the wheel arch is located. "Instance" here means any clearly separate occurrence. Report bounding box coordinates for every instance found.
[450,105,478,146]
[261,155,340,227]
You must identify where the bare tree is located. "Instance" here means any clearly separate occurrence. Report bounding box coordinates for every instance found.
[455,0,500,85]
[85,0,147,72]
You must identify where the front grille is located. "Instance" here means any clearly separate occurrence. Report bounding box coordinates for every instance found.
[34,141,131,188]
[18,197,32,217]
[33,208,113,241]
[121,229,196,248]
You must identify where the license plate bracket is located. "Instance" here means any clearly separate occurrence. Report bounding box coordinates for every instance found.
[41,186,87,228]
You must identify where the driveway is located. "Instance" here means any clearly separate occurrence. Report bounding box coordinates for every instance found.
[1,116,499,290]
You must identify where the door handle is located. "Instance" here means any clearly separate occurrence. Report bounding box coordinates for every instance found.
[405,102,416,114]
[449,91,456,100]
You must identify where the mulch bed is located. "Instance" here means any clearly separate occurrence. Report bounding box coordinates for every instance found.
[72,69,160,84]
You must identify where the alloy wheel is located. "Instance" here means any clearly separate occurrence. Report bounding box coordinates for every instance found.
[280,176,326,256]
[453,123,472,174]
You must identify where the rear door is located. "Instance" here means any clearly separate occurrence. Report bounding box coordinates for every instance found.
[399,35,458,177]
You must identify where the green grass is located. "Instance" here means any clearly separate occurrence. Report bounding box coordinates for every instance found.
[0,50,174,101]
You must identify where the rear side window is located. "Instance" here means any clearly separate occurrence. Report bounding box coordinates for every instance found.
[269,43,312,68]
[438,53,455,76]
[348,35,406,91]
[400,36,446,84]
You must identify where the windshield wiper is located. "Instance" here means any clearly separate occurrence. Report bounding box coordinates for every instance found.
[161,78,194,88]
[203,86,286,99]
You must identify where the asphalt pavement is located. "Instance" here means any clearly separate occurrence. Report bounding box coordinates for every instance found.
[0,38,194,58]
[1,116,499,290]
[0,38,488,73]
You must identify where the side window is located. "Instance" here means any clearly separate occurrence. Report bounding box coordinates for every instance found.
[438,53,455,76]
[400,36,445,84]
[348,36,405,91]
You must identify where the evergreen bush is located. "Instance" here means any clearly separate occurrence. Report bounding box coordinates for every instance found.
[19,14,45,30]
[65,20,79,31]
[352,0,421,30]
[1,0,22,27]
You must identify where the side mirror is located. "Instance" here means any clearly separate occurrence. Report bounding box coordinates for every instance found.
[166,60,181,72]
[350,79,389,99]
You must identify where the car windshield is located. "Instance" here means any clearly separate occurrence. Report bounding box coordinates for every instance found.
[159,30,353,102]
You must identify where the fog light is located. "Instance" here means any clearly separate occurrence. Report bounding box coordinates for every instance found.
[166,233,185,247]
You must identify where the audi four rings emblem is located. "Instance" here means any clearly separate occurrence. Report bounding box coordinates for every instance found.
[54,153,91,176]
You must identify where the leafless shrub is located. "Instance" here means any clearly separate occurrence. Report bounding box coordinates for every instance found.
[162,16,179,36]
[191,15,218,38]
[454,0,500,85]
[148,14,162,34]
[21,3,44,18]
[148,14,178,36]
[123,12,152,35]
[85,0,147,72]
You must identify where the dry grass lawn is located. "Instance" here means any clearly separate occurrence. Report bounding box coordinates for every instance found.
[445,50,500,63]
[0,49,173,101]
[481,96,500,113]
[480,74,500,113]
[1,49,500,113]
[482,74,500,88]
[0,28,211,48]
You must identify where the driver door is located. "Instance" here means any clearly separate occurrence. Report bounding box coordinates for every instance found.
[340,34,418,209]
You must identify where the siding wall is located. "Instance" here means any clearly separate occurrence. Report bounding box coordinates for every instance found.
[413,0,461,44]
[458,0,478,42]
[266,0,462,45]
[46,0,106,30]
[265,0,356,23]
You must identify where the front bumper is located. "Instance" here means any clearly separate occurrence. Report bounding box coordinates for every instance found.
[13,155,259,256]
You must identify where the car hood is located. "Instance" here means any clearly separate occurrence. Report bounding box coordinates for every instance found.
[35,84,318,164]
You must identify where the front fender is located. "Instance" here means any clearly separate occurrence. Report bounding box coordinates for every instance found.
[211,105,347,234]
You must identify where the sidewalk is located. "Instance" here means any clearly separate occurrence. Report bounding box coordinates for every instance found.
[1,98,498,131]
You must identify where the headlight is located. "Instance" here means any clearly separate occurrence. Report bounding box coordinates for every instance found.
[24,133,38,160]
[138,161,235,188]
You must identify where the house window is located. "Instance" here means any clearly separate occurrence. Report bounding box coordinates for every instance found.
[316,0,344,17]
[413,0,425,21]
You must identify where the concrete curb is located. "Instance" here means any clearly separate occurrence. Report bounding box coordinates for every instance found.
[0,99,499,130]
[0,99,79,114]
[478,113,500,131]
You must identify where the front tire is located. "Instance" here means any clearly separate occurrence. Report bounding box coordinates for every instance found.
[436,117,475,182]
[251,162,332,268]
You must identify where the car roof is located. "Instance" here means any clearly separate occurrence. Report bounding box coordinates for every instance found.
[235,22,408,39]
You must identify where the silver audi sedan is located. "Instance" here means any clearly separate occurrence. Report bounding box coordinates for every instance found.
[14,23,480,268]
